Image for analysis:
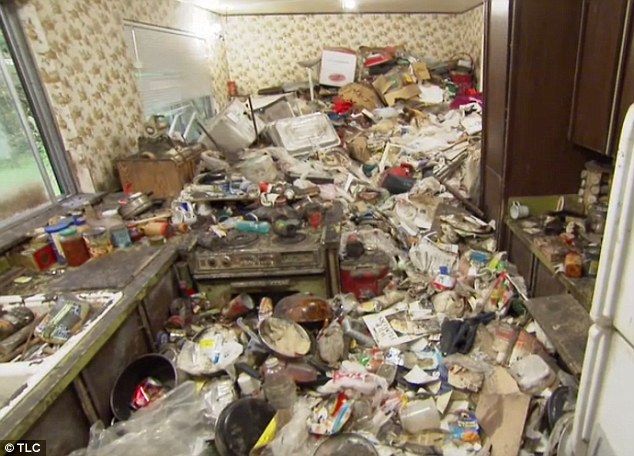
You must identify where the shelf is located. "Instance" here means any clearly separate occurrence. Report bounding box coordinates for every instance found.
[525,294,591,375]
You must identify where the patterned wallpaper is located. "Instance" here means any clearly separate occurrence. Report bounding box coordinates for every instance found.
[13,1,482,191]
[223,7,484,95]
[459,6,484,85]
[15,0,229,192]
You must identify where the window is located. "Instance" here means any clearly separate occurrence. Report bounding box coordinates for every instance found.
[124,22,216,141]
[0,33,59,220]
[0,1,76,225]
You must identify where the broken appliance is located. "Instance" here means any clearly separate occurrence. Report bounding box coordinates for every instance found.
[190,226,340,302]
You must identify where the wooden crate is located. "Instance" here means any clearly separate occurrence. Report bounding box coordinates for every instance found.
[116,151,200,199]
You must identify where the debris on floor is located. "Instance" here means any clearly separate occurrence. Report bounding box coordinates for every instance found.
[43,47,569,456]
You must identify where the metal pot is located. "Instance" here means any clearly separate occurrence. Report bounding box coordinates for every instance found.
[119,192,154,220]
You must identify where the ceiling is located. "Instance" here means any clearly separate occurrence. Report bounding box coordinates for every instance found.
[182,0,483,15]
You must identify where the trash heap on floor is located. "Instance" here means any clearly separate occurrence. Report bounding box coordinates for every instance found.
[71,48,576,456]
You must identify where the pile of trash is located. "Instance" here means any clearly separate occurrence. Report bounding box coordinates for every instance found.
[72,47,576,456]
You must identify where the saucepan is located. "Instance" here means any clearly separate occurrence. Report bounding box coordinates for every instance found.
[236,316,311,360]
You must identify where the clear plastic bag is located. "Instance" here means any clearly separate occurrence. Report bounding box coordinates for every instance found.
[267,399,314,456]
[68,381,214,456]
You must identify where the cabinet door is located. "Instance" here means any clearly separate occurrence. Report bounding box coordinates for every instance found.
[533,262,566,297]
[507,232,535,295]
[571,0,630,155]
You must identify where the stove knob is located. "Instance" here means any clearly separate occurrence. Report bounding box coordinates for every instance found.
[208,258,217,267]
[222,256,231,267]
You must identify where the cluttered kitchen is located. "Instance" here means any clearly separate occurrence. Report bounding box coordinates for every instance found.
[0,0,632,455]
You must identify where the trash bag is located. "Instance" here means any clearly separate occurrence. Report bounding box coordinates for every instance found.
[68,382,213,456]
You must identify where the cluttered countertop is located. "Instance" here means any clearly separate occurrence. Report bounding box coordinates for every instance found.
[1,46,588,454]
[0,197,181,439]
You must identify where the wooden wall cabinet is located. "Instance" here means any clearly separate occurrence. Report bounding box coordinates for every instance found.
[570,0,633,155]
[482,0,589,229]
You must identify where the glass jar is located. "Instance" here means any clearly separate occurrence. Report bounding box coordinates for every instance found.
[83,227,113,258]
[587,203,609,234]
[101,209,132,248]
[60,227,90,267]
[584,245,601,278]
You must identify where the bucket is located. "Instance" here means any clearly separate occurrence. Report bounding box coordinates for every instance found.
[110,354,178,421]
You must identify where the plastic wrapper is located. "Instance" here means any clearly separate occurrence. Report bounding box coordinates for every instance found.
[176,325,243,375]
[268,399,314,456]
[69,382,212,456]
[35,295,91,344]
[203,378,237,437]
[318,361,389,395]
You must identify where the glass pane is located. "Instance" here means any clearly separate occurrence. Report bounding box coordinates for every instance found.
[0,33,60,221]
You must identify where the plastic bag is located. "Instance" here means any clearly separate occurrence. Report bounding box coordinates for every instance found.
[268,399,313,456]
[69,382,212,456]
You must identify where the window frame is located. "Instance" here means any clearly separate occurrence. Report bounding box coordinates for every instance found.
[0,0,78,227]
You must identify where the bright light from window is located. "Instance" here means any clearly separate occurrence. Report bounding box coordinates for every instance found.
[341,0,357,11]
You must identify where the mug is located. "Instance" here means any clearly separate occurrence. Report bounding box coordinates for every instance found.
[510,201,530,220]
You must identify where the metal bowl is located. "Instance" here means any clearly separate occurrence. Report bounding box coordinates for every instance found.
[274,293,334,325]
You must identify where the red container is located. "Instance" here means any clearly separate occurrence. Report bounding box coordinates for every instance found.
[340,252,390,300]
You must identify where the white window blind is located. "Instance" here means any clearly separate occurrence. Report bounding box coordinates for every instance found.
[124,23,213,118]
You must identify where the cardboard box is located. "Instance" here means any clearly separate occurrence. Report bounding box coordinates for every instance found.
[319,48,357,87]
[384,84,421,106]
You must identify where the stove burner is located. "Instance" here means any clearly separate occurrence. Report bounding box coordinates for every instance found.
[198,231,259,250]
[273,233,307,245]
[226,231,259,247]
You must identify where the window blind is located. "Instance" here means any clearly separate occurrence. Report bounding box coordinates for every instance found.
[124,24,213,118]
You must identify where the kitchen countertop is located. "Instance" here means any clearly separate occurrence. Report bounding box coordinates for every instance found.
[504,194,596,310]
[0,243,178,440]
[506,218,595,309]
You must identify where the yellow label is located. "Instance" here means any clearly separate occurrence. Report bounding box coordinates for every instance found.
[199,339,215,349]
[252,416,278,450]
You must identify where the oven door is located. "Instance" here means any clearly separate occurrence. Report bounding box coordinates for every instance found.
[196,274,331,304]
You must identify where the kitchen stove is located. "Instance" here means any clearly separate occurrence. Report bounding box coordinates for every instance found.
[190,226,341,301]
[192,229,325,278]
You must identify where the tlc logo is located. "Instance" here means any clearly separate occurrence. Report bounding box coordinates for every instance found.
[3,441,44,454]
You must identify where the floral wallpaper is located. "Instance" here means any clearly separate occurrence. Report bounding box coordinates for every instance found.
[15,0,229,192]
[12,0,482,192]
[459,6,484,86]
[223,7,484,95]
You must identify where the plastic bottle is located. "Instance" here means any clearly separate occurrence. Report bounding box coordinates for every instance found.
[261,357,296,410]
[235,220,270,234]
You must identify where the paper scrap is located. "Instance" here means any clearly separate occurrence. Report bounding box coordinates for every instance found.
[363,307,421,348]
[409,239,459,275]
[436,391,452,415]
[404,365,440,385]
[460,113,482,135]
[419,84,444,104]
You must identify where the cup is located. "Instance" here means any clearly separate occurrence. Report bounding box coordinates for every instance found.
[509,201,530,220]
[399,398,441,433]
